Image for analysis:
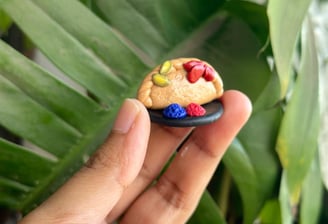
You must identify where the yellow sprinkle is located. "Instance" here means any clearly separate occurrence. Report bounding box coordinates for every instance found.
[159,60,172,74]
[152,73,170,87]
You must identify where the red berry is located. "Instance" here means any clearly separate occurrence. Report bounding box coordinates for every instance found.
[183,60,202,71]
[203,66,215,81]
[187,64,205,83]
[186,103,206,117]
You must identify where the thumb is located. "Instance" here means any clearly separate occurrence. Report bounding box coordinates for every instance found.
[20,99,150,223]
[86,98,151,186]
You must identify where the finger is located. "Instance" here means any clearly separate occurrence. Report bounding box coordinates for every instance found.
[121,90,252,224]
[20,99,150,224]
[106,124,193,222]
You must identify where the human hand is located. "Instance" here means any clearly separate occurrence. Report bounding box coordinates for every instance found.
[19,90,252,224]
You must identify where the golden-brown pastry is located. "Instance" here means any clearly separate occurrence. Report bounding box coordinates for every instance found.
[137,58,224,109]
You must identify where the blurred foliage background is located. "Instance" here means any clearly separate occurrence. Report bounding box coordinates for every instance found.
[0,0,327,223]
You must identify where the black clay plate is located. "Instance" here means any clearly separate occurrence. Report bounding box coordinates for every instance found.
[148,100,223,127]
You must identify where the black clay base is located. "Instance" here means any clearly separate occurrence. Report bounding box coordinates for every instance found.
[148,100,224,127]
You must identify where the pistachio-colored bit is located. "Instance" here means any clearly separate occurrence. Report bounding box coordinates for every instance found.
[152,73,170,87]
[159,60,172,74]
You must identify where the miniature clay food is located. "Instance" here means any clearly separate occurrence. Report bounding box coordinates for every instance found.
[186,103,206,117]
[137,58,224,110]
[163,104,187,119]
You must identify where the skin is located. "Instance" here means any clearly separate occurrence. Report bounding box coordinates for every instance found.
[19,90,252,224]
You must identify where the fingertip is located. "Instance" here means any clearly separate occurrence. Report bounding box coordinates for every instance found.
[133,98,151,126]
[220,90,252,124]
[192,90,252,155]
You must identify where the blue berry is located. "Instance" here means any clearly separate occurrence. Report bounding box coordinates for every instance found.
[163,103,187,119]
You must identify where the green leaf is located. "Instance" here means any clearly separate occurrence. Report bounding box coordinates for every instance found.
[0,74,81,158]
[0,8,11,35]
[268,0,312,97]
[0,40,102,134]
[223,139,258,223]
[252,69,281,112]
[258,199,282,224]
[276,17,320,205]
[300,155,323,224]
[0,0,146,105]
[0,138,55,208]
[0,137,55,187]
[188,190,226,224]
[223,0,269,47]
[223,107,282,223]
[95,0,169,60]
[313,0,328,192]
[31,0,150,80]
[279,173,294,224]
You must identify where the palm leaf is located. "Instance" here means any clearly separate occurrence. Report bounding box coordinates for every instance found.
[0,8,11,34]
[0,0,150,212]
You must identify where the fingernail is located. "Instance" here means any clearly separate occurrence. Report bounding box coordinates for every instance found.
[113,99,140,133]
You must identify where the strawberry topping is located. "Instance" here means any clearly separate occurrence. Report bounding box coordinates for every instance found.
[183,60,216,83]
[203,66,215,81]
[187,64,205,83]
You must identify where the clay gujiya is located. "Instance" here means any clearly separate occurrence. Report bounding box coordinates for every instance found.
[137,58,224,120]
